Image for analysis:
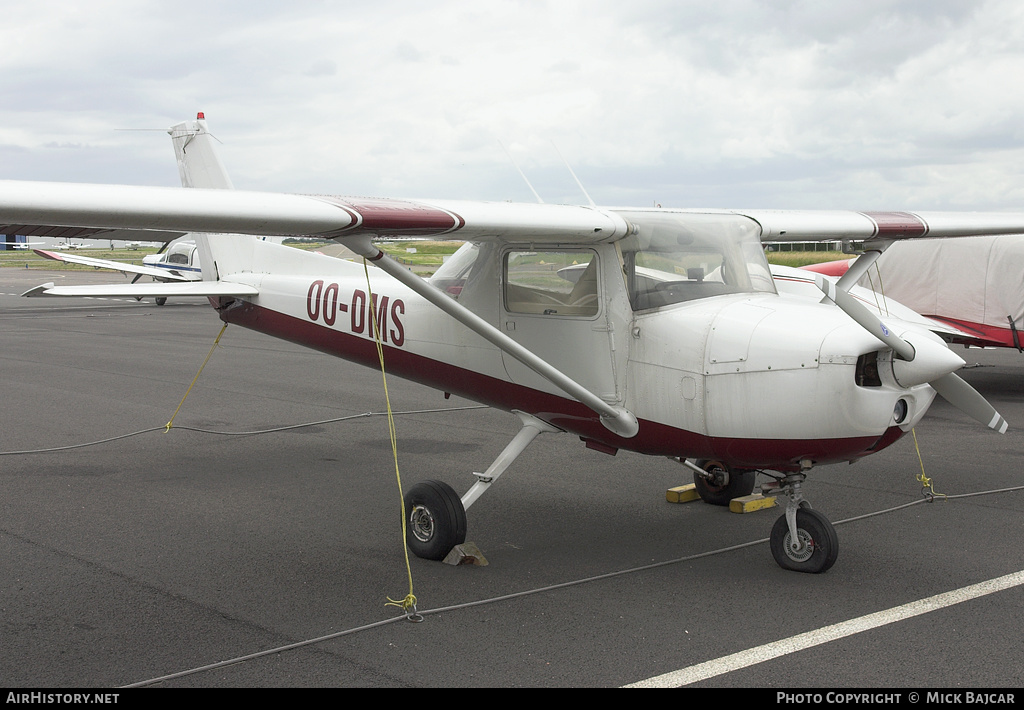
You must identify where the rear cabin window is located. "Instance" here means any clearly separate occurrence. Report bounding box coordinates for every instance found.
[428,242,480,300]
[504,250,599,317]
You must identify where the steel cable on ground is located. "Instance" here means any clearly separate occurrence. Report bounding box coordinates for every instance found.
[0,406,489,456]
[119,482,1023,687]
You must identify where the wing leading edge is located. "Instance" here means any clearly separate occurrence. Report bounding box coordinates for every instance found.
[0,180,630,245]
[3,180,1024,246]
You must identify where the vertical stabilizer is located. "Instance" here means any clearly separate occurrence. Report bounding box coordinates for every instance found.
[168,112,235,190]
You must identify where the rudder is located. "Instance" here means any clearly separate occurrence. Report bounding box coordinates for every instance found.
[168,112,235,190]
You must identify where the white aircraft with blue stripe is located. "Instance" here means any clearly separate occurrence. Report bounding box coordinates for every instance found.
[28,114,226,304]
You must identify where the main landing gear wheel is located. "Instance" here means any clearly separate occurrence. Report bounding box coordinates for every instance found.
[154,297,167,306]
[770,507,839,574]
[692,459,756,506]
[404,480,467,561]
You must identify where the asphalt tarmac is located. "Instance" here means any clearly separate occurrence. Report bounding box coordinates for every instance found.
[2,269,1022,689]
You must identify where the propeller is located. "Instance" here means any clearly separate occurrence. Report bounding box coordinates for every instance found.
[930,373,1008,434]
[816,275,1007,433]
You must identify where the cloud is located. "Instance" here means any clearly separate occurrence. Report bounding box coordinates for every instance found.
[1,0,1023,209]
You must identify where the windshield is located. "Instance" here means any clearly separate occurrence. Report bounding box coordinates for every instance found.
[614,211,774,311]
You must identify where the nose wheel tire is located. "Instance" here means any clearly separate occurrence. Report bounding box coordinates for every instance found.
[692,459,756,506]
[770,507,839,573]
[403,479,467,561]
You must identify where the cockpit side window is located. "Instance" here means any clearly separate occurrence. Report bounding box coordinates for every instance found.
[504,250,599,317]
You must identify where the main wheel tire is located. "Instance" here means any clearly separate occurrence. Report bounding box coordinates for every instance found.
[770,508,839,573]
[155,297,167,306]
[692,459,756,506]
[403,480,467,561]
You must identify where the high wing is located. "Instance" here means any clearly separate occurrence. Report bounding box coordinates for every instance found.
[32,248,194,281]
[5,181,1024,247]
[738,209,1024,241]
[0,180,630,244]
[9,181,1024,339]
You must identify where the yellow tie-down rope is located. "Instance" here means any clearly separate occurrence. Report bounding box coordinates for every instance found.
[363,259,419,619]
[866,266,941,501]
[166,323,229,433]
[912,428,945,501]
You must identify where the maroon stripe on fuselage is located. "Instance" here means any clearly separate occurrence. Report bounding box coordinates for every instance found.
[860,212,929,238]
[217,300,905,470]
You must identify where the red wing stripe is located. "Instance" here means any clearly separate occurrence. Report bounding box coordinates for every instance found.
[313,196,464,237]
[860,212,929,238]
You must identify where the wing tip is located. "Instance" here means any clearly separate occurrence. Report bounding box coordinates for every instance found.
[21,283,55,297]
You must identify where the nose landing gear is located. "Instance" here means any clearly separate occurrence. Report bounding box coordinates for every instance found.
[682,457,839,573]
[770,506,839,573]
[763,466,839,574]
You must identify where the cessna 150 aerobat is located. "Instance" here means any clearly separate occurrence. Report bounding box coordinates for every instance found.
[2,115,1021,573]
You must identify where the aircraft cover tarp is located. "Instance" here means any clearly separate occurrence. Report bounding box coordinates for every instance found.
[857,235,1024,329]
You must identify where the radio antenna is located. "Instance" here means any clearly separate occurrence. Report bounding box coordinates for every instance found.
[551,141,595,207]
[499,141,544,203]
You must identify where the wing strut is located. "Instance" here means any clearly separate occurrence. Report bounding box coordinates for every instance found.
[346,238,640,439]
[835,243,888,292]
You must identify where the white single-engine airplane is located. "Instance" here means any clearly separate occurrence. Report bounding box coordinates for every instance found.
[3,116,1021,574]
[33,238,202,305]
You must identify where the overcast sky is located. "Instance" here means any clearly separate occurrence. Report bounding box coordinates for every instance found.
[2,0,1023,211]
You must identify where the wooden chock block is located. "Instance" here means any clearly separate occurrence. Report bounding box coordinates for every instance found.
[729,494,777,514]
[666,484,701,504]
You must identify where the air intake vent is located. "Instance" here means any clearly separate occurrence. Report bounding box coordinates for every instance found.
[856,351,882,387]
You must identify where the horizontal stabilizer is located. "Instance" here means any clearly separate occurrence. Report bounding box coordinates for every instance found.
[21,281,258,298]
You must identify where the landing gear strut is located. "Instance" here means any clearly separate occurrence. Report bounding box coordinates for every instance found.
[764,465,839,574]
[402,411,559,561]
[770,507,839,573]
